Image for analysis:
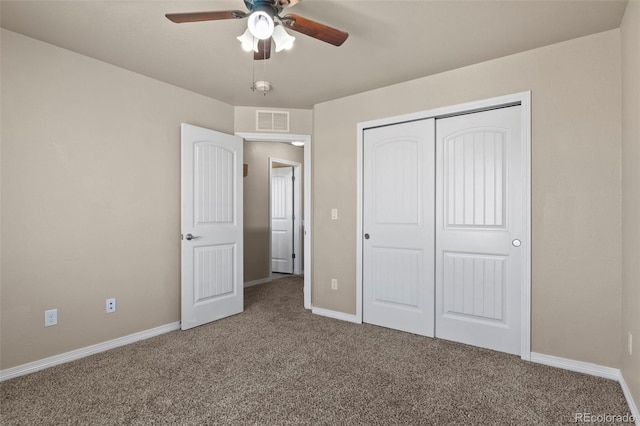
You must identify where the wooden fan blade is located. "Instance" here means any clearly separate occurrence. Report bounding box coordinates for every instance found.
[254,38,272,60]
[281,14,348,46]
[165,10,246,23]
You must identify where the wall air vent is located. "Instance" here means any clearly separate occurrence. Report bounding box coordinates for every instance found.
[256,110,290,132]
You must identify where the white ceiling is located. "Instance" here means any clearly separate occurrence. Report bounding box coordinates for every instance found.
[0,0,629,109]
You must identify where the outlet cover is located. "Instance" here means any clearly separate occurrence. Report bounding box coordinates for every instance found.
[331,278,338,290]
[45,309,58,327]
[106,298,116,313]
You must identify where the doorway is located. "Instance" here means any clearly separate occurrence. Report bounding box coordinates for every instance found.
[356,92,531,359]
[237,132,312,310]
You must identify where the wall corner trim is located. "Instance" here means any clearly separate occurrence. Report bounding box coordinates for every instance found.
[531,352,639,424]
[311,307,361,324]
[0,321,181,382]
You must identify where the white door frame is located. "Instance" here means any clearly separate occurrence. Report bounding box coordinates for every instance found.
[356,92,531,360]
[269,157,302,275]
[236,132,312,310]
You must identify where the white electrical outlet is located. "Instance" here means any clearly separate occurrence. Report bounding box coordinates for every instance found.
[331,209,338,220]
[45,309,58,327]
[629,332,633,356]
[331,278,338,290]
[106,298,116,313]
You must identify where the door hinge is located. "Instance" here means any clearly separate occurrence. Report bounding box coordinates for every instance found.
[181,234,183,240]
[292,253,296,259]
[292,176,295,182]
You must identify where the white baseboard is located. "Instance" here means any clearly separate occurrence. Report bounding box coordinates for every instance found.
[531,352,639,425]
[530,352,620,380]
[0,321,180,382]
[619,374,640,426]
[244,277,271,288]
[311,307,361,324]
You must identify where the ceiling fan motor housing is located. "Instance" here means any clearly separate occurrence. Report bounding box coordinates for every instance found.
[244,0,281,15]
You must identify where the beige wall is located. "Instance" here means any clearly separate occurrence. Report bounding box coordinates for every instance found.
[1,16,635,415]
[312,30,622,367]
[0,30,234,369]
[242,141,304,282]
[234,106,312,135]
[621,0,640,410]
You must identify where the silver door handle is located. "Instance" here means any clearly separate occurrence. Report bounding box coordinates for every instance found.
[512,239,521,247]
[186,234,201,241]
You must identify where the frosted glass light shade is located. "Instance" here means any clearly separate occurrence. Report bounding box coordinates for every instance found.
[237,28,258,52]
[273,25,295,52]
[247,11,274,40]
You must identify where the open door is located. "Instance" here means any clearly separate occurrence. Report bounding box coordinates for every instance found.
[181,123,243,330]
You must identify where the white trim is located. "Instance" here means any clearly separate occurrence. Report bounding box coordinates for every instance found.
[312,307,362,324]
[0,321,180,382]
[269,157,302,275]
[620,374,640,425]
[356,91,532,360]
[530,352,620,380]
[521,91,532,360]
[244,277,272,288]
[236,132,312,310]
[532,352,639,425]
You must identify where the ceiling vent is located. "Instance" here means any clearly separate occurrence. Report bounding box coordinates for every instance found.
[256,110,290,132]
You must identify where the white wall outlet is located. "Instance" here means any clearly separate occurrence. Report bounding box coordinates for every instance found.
[331,208,338,220]
[106,298,116,313]
[331,278,338,290]
[629,332,633,356]
[45,309,58,327]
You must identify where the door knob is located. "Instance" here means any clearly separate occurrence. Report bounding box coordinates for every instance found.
[512,239,521,247]
[186,233,201,241]
[364,233,370,240]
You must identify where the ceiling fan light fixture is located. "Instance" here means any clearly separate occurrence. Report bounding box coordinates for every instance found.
[247,10,274,40]
[237,28,259,52]
[272,25,295,52]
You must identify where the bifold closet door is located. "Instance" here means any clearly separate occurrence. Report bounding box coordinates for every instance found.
[362,119,435,337]
[434,106,523,355]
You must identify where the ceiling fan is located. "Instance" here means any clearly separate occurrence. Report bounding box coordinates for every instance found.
[166,0,349,60]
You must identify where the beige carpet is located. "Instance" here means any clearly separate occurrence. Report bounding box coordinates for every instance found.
[1,275,632,425]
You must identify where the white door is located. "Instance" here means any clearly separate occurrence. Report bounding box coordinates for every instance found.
[435,106,523,355]
[181,123,243,331]
[271,166,294,273]
[362,119,435,336]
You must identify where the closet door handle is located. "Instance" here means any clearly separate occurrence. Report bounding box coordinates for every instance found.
[186,234,201,241]
[364,233,370,240]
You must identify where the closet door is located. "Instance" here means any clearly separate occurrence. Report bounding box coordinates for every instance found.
[362,119,435,336]
[435,106,523,355]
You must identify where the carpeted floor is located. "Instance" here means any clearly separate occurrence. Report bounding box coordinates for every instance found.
[1,275,632,425]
